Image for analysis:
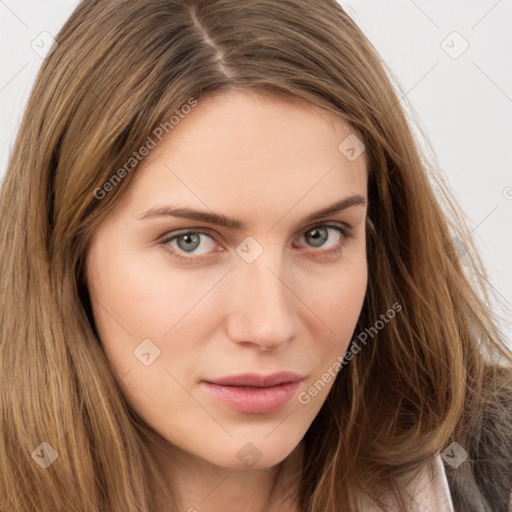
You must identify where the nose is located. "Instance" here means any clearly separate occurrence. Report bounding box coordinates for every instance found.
[225,252,298,351]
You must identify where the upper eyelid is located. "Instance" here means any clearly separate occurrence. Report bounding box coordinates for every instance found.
[161,221,350,241]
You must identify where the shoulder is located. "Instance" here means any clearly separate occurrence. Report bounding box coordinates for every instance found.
[444,365,512,512]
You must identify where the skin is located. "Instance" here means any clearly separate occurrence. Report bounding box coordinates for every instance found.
[85,90,368,511]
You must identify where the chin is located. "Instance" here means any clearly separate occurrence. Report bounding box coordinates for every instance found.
[201,434,302,471]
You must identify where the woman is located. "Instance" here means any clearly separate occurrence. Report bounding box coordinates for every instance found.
[0,1,511,511]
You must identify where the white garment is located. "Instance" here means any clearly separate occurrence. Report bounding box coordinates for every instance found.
[353,454,455,511]
[411,454,455,512]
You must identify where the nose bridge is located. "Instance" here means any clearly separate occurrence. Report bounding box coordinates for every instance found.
[226,242,297,349]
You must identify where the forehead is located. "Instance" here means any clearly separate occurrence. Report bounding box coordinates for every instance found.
[118,90,368,224]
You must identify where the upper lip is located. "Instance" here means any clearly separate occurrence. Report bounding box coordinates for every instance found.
[203,372,305,388]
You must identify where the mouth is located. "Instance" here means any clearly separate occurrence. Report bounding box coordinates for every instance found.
[201,372,305,414]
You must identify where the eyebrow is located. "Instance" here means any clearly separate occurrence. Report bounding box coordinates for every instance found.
[137,193,366,231]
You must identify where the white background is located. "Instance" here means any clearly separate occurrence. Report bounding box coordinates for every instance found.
[1,0,511,344]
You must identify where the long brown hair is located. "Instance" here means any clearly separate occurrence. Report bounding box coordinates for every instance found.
[1,1,511,510]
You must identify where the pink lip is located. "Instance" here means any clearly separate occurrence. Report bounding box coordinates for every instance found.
[202,372,304,414]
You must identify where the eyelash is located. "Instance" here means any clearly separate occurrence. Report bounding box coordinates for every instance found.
[160,223,353,264]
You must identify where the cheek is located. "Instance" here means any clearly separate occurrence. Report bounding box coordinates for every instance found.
[85,242,229,373]
[87,243,203,331]
[301,254,368,348]
[329,267,367,332]
[294,261,367,407]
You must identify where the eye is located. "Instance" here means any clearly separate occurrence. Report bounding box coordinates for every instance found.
[294,224,352,260]
[160,223,352,263]
[160,229,218,263]
[296,224,349,250]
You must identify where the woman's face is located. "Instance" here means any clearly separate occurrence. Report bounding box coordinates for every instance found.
[85,90,368,471]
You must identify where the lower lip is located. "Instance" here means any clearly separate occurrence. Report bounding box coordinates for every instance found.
[202,380,301,414]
